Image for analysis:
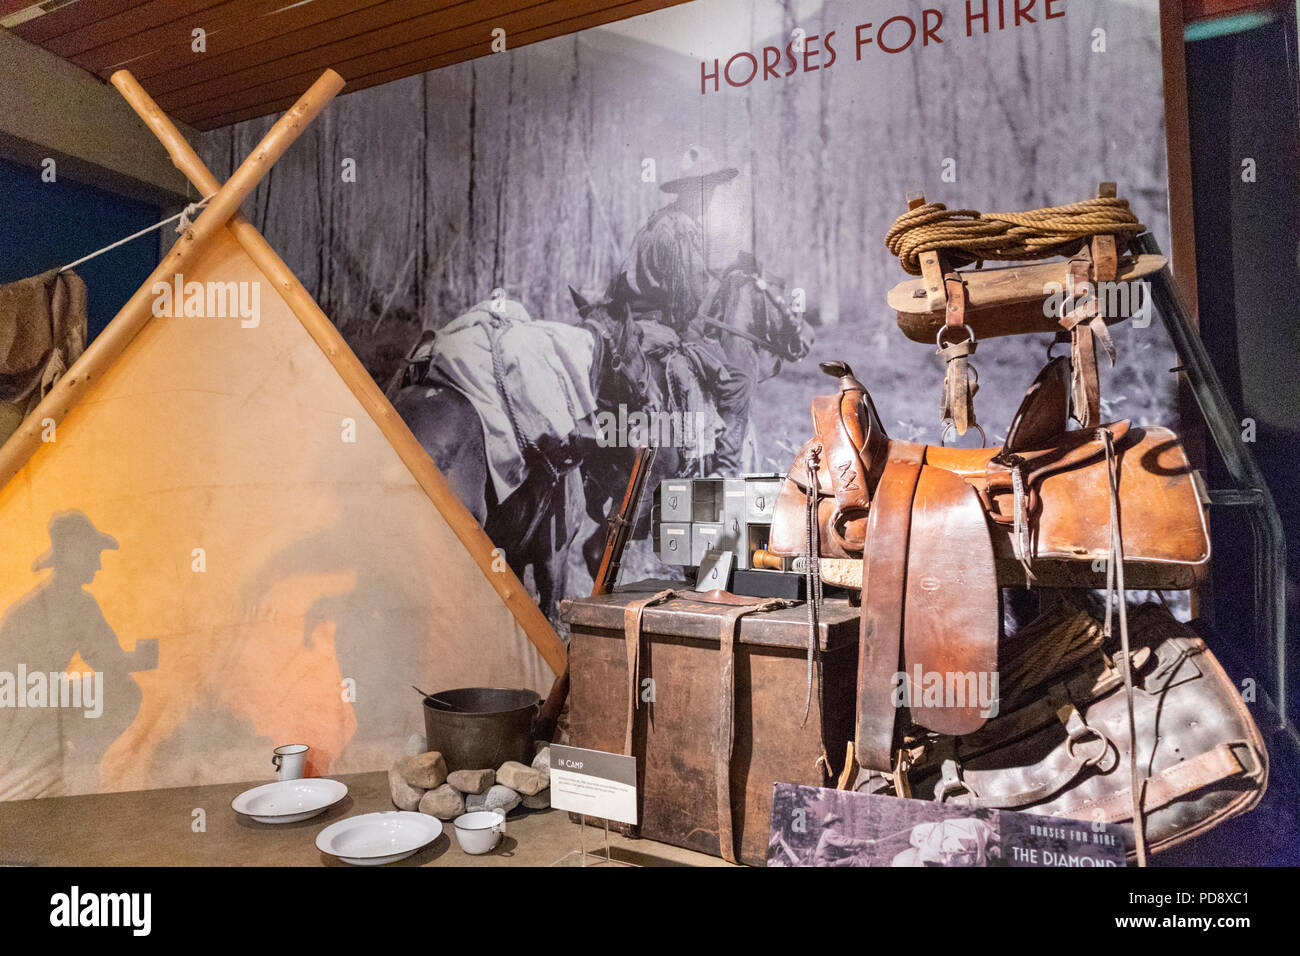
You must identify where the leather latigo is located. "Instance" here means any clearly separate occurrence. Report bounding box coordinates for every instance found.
[896,604,1268,859]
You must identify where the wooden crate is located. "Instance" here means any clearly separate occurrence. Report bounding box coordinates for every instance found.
[560,587,860,866]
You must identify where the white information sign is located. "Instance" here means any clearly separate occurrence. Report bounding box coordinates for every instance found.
[549,744,638,826]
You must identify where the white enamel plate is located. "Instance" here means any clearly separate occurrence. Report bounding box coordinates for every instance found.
[230,778,349,824]
[315,811,443,866]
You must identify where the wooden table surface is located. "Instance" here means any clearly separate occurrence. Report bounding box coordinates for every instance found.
[0,771,730,867]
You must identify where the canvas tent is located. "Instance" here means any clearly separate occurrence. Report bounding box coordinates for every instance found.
[0,70,564,801]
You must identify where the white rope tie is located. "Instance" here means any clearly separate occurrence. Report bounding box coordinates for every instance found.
[58,194,215,274]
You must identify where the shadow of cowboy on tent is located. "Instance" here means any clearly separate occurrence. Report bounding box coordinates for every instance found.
[0,511,157,798]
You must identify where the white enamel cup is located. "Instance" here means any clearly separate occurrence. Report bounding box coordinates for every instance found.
[453,810,506,855]
[272,743,309,781]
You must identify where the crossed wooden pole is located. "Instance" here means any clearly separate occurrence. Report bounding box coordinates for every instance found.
[0,69,566,674]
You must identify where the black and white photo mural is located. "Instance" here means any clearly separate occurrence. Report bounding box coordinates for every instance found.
[201,0,1175,619]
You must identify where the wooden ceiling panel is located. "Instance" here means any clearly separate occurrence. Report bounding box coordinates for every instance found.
[73,0,294,75]
[149,0,500,104]
[43,0,230,58]
[201,0,690,129]
[158,0,617,117]
[8,0,690,130]
[10,0,142,45]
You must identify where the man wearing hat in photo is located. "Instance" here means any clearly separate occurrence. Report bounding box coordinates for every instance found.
[620,146,752,474]
[0,511,157,799]
[813,810,875,866]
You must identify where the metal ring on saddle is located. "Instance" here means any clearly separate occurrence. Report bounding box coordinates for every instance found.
[940,419,988,448]
[1065,722,1115,771]
[935,323,975,349]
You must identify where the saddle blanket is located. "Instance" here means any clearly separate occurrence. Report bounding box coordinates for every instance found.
[431,297,595,501]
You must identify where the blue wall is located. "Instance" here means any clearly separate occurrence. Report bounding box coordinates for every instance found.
[0,157,162,342]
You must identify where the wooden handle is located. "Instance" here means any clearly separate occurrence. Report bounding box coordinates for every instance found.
[534,661,570,743]
[105,70,567,675]
[752,549,785,571]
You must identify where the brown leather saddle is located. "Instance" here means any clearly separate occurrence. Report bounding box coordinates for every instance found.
[768,358,1210,772]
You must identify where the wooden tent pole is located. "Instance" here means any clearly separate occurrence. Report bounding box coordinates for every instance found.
[110,69,567,675]
[0,69,344,492]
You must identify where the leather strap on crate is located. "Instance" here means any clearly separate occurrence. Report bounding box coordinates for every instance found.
[714,597,797,863]
[620,590,795,864]
[621,589,677,756]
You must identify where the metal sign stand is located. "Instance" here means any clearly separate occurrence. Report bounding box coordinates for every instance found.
[550,815,638,867]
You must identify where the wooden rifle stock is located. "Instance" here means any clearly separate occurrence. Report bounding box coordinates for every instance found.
[535,446,657,743]
[592,446,657,597]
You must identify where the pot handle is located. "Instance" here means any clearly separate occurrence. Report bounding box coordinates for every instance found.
[533,658,569,743]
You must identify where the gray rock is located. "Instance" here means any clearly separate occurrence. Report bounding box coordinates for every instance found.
[531,747,551,787]
[497,760,547,796]
[521,788,550,810]
[398,751,447,790]
[404,733,427,756]
[418,784,464,820]
[465,784,522,815]
[447,768,495,794]
[389,766,424,811]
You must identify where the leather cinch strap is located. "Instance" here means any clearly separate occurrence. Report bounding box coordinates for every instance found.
[621,590,794,864]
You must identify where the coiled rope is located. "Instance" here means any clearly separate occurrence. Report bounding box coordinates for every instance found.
[884,198,1145,276]
[999,600,1107,702]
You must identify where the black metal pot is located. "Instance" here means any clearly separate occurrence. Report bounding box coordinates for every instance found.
[421,687,541,772]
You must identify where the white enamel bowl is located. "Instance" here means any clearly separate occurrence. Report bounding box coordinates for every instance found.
[231,778,348,824]
[315,811,443,866]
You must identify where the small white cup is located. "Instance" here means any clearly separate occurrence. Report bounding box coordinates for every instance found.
[272,744,308,781]
[453,810,506,855]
